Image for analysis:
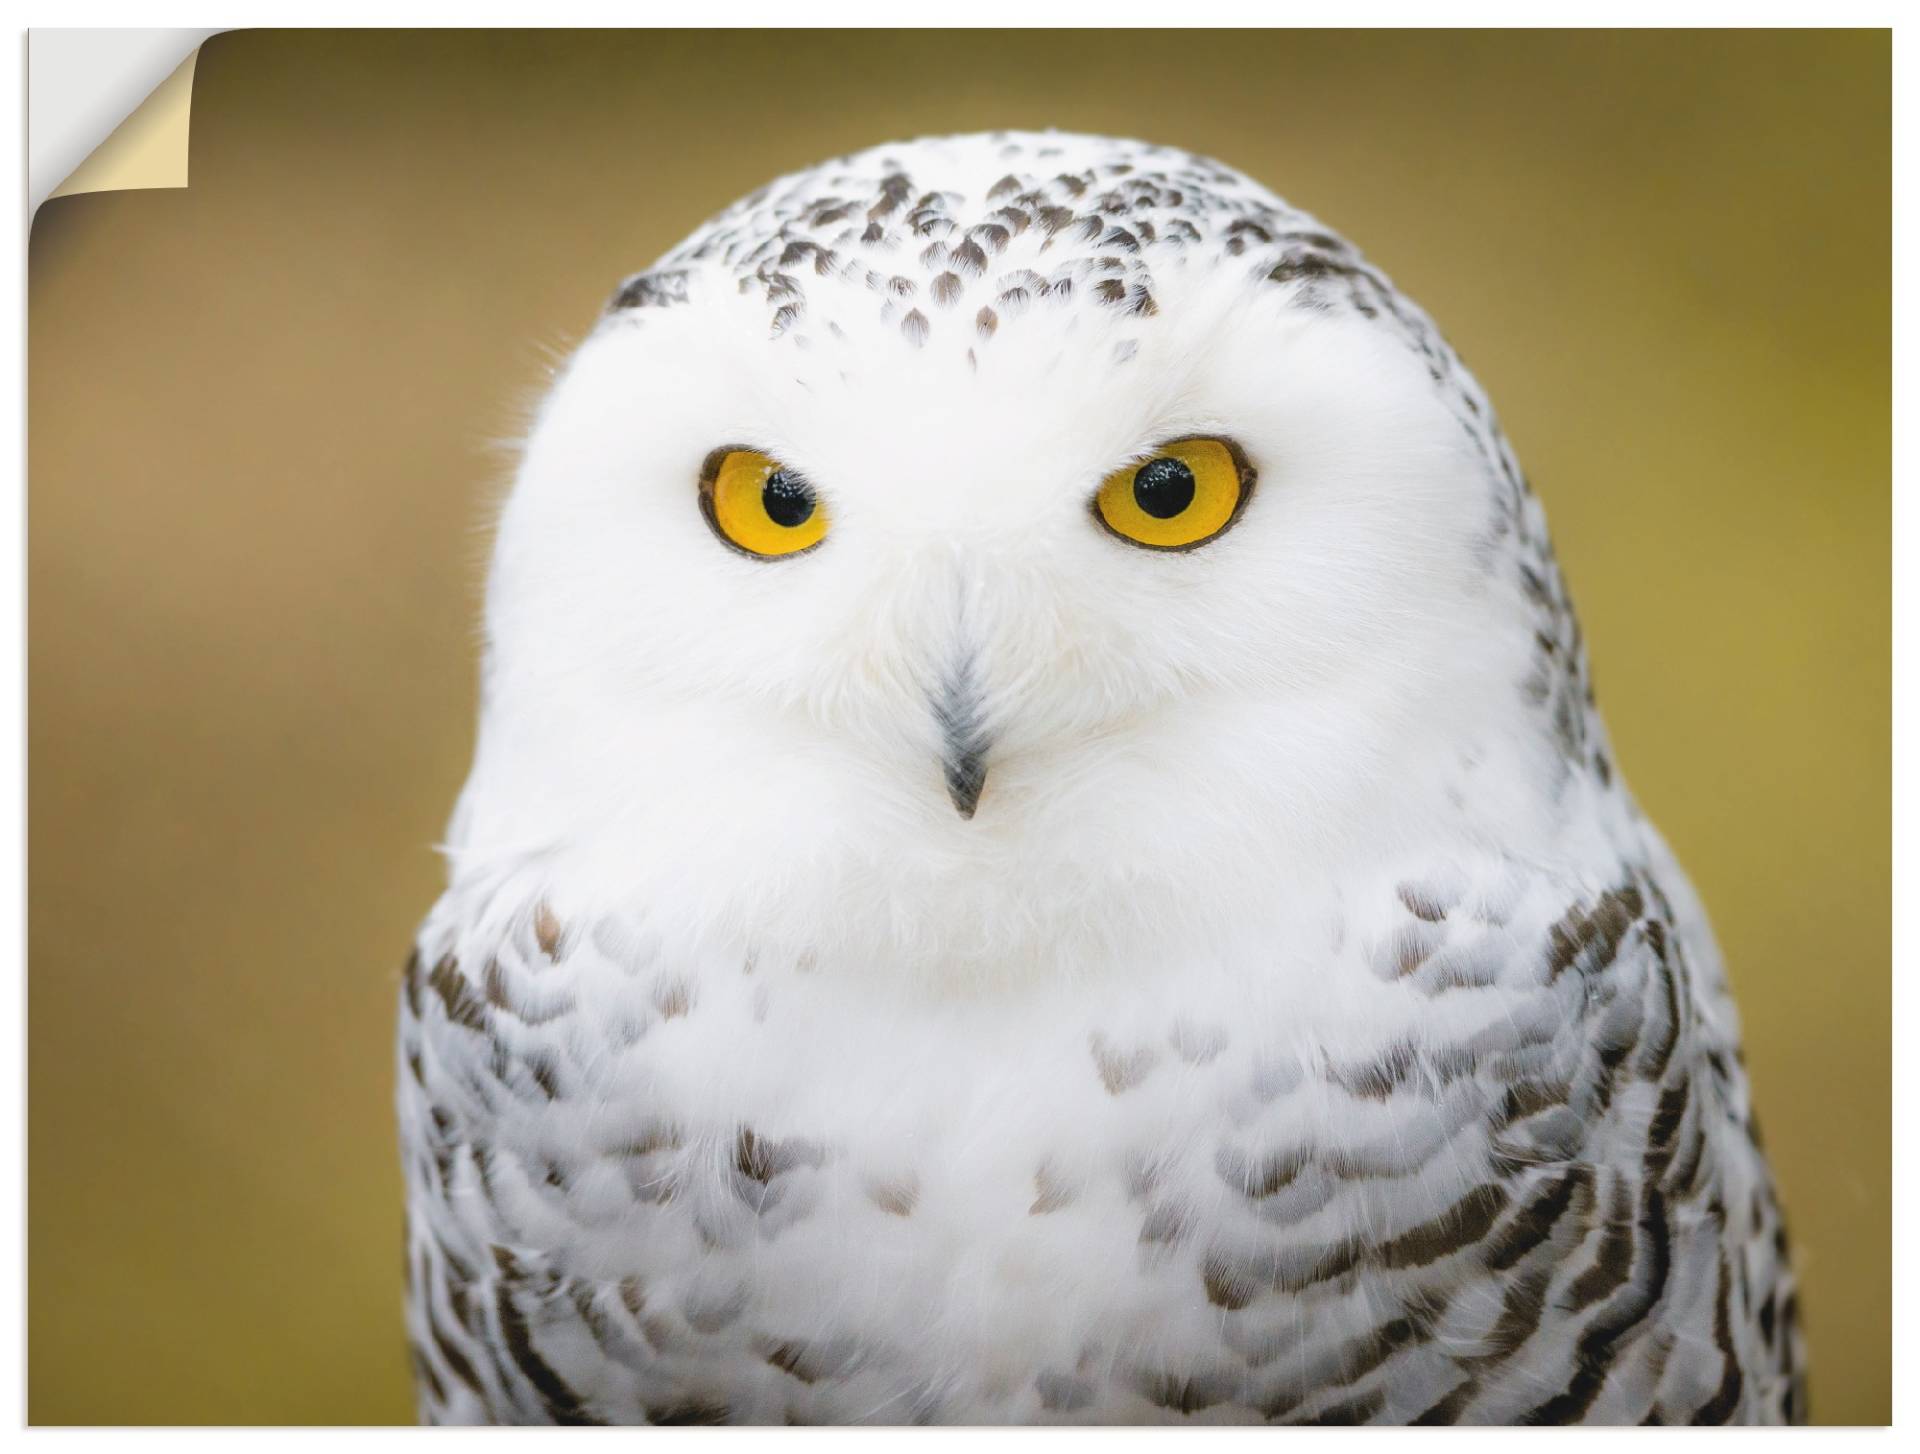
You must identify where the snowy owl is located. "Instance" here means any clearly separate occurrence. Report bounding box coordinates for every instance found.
[396,131,1805,1425]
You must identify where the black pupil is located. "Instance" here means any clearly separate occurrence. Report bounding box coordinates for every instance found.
[1133,457,1195,518]
[762,469,815,528]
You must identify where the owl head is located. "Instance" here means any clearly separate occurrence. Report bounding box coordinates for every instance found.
[452,133,1601,983]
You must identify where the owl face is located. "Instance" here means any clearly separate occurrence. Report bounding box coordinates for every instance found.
[461,134,1550,977]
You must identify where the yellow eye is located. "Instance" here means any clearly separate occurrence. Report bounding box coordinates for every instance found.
[1093,437,1253,551]
[699,447,829,558]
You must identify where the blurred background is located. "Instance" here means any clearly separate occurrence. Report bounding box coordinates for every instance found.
[28,29,1889,1424]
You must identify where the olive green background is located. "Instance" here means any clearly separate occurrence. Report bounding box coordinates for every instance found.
[28,29,1890,1424]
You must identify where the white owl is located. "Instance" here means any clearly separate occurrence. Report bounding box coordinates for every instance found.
[396,131,1805,1425]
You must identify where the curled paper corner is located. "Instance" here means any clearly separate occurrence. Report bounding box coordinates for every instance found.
[31,30,220,211]
[50,49,200,201]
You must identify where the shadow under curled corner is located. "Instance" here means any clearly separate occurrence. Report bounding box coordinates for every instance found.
[29,28,221,216]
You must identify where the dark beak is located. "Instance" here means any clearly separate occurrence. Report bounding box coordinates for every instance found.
[932,655,991,820]
[942,741,989,820]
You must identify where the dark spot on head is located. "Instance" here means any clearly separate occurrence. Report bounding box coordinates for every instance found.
[607,268,689,312]
[868,172,912,220]
[970,223,1011,253]
[951,238,989,276]
[1268,251,1336,287]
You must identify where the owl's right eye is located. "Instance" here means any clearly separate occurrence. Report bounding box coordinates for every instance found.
[699,447,830,558]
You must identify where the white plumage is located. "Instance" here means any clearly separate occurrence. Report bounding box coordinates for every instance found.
[397,131,1804,1424]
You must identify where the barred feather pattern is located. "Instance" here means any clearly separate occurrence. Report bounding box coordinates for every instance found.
[399,849,1803,1424]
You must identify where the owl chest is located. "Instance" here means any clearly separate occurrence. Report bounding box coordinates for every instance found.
[402,933,1529,1337]
[397,888,1788,1423]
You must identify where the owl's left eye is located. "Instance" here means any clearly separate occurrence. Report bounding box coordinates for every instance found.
[1093,436,1254,551]
[699,447,829,558]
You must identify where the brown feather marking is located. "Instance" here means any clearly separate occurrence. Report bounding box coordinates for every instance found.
[1090,1032,1159,1094]
[532,903,563,961]
[427,955,487,1033]
[1029,1162,1076,1214]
